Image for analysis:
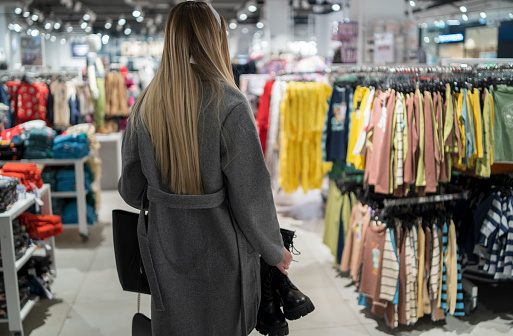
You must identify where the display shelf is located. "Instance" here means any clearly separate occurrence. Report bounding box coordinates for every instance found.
[1,156,92,240]
[0,245,37,273]
[52,190,88,198]
[0,155,90,166]
[0,185,56,335]
[1,185,50,222]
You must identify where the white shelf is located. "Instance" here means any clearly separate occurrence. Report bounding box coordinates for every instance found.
[0,245,38,272]
[1,185,50,221]
[0,155,90,166]
[20,296,39,321]
[52,190,88,198]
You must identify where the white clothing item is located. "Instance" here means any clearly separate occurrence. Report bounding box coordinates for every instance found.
[265,80,287,189]
[20,120,47,131]
[352,88,375,155]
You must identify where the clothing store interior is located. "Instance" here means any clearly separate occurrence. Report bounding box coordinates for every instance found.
[0,0,513,335]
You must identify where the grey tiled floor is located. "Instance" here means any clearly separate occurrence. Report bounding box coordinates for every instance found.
[1,190,513,335]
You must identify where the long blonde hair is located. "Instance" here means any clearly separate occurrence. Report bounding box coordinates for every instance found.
[132,1,237,195]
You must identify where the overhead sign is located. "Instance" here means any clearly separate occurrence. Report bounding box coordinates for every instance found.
[374,33,394,63]
[120,41,164,57]
[437,33,464,43]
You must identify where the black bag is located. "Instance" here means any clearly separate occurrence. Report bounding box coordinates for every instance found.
[112,209,151,295]
[132,313,152,336]
[112,209,152,335]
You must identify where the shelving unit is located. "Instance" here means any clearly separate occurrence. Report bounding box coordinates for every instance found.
[0,184,56,336]
[0,155,92,241]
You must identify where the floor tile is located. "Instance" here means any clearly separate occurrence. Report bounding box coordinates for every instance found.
[74,268,134,304]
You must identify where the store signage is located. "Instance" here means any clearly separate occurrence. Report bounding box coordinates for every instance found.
[437,33,464,43]
[120,41,164,57]
[374,33,394,63]
[72,43,89,58]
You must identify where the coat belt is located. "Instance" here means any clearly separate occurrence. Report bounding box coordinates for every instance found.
[147,185,226,209]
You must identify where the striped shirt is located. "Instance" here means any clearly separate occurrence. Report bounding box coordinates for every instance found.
[380,228,400,302]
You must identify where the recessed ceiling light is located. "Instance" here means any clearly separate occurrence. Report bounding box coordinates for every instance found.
[248,5,257,12]
[118,18,126,26]
[460,6,467,13]
[239,13,247,21]
[136,16,144,22]
[332,4,341,11]
[132,10,141,18]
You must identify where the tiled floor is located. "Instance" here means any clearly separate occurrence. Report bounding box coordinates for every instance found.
[1,190,513,335]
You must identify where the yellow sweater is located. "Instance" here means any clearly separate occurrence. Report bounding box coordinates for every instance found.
[279,82,332,193]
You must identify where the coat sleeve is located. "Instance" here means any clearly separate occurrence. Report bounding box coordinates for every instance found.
[221,101,284,266]
[118,118,147,210]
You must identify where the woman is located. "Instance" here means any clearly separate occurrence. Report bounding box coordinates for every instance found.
[118,2,293,335]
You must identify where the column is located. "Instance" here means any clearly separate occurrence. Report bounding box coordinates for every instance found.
[262,0,291,55]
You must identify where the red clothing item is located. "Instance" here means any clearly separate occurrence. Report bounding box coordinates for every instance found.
[19,213,63,240]
[0,125,24,141]
[15,81,49,124]
[1,163,43,190]
[404,94,416,185]
[256,81,275,155]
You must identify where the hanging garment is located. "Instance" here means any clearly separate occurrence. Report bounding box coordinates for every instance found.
[414,90,426,191]
[346,86,370,170]
[279,82,332,193]
[352,87,375,156]
[105,71,129,117]
[404,93,416,185]
[325,85,352,162]
[256,81,274,155]
[476,89,493,177]
[422,91,436,194]
[374,90,396,195]
[340,201,371,282]
[50,80,76,127]
[14,81,49,124]
[323,182,344,260]
[492,85,513,162]
[265,80,287,188]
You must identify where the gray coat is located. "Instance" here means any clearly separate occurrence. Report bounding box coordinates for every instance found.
[118,83,284,336]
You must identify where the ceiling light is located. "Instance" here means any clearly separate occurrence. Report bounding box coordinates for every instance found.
[51,35,56,42]
[44,22,52,30]
[26,28,32,35]
[14,24,22,32]
[434,20,440,27]
[124,27,132,35]
[460,6,467,13]
[105,18,113,29]
[54,22,61,29]
[67,25,73,32]
[118,17,126,26]
[332,4,341,11]
[81,21,87,29]
[132,10,141,17]
[85,26,92,32]
[155,14,163,25]
[239,13,247,21]
[136,16,144,22]
[14,7,22,15]
[480,12,486,18]
[256,22,264,29]
[60,38,66,45]
[45,33,50,39]
[242,27,249,34]
[102,34,109,44]
[23,11,30,18]
[434,37,440,43]
[447,19,460,25]
[248,5,257,12]
[462,14,468,21]
[509,13,513,19]
[83,13,90,21]
[409,1,416,7]
[229,22,237,29]
[31,29,39,36]
[424,36,430,43]
[438,20,445,27]
[8,23,14,30]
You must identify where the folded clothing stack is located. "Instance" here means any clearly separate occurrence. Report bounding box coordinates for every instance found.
[18,213,63,240]
[62,201,97,225]
[0,219,31,267]
[0,136,25,160]
[41,169,57,190]
[56,169,92,192]
[0,176,19,212]
[0,162,43,192]
[52,133,90,159]
[24,128,56,159]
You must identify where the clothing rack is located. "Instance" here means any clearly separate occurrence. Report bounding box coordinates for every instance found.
[383,191,470,208]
